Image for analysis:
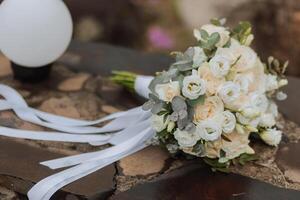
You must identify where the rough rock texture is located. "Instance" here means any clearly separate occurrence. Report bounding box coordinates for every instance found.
[0,44,300,199]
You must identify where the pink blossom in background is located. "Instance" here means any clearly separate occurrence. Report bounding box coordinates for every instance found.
[147,26,174,49]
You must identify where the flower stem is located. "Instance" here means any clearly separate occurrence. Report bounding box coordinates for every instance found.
[110,71,137,92]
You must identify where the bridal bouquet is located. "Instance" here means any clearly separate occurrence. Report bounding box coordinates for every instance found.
[0,19,289,199]
[112,19,288,168]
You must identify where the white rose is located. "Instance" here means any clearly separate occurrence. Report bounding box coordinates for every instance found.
[192,47,207,67]
[209,55,231,77]
[236,112,260,128]
[250,92,269,113]
[174,128,201,148]
[182,70,206,100]
[197,120,222,141]
[194,24,230,47]
[259,113,276,128]
[198,62,225,95]
[194,96,224,122]
[222,111,236,133]
[260,128,282,146]
[234,73,254,94]
[230,45,257,72]
[218,81,241,104]
[151,114,169,132]
[155,81,180,102]
[265,74,278,92]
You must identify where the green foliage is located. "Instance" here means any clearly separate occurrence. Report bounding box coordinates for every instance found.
[110,71,137,92]
[237,153,258,165]
[231,21,252,45]
[267,56,289,77]
[187,95,205,107]
[203,157,230,173]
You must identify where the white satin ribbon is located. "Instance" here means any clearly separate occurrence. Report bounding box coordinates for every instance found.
[0,76,157,200]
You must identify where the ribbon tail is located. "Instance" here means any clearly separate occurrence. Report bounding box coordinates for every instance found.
[28,128,154,200]
[41,120,152,169]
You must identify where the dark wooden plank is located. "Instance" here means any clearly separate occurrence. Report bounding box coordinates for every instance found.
[0,137,115,199]
[112,164,300,200]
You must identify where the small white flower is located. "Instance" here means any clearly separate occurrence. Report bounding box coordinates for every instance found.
[182,70,206,100]
[192,47,207,67]
[151,115,169,132]
[174,128,201,148]
[155,81,180,102]
[209,55,231,77]
[259,113,276,128]
[218,81,241,104]
[265,74,278,91]
[194,24,230,47]
[166,144,179,154]
[260,128,282,146]
[267,100,279,118]
[278,79,288,88]
[197,120,222,141]
[276,91,287,101]
[222,111,236,133]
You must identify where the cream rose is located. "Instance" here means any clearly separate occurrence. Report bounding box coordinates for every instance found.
[194,96,224,122]
[221,131,255,161]
[194,24,230,47]
[155,81,180,102]
[260,128,282,146]
[182,70,206,100]
[198,62,225,95]
[173,128,201,148]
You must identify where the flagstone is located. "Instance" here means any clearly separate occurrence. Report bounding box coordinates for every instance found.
[0,55,12,77]
[58,73,90,92]
[119,146,170,176]
[39,97,81,119]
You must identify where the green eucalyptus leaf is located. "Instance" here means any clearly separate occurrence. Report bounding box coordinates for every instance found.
[171,96,187,112]
[187,95,205,107]
[200,29,209,40]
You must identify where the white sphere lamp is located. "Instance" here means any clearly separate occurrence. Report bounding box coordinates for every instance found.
[0,0,73,82]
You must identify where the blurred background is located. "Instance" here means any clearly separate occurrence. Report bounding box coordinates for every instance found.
[2,0,300,76]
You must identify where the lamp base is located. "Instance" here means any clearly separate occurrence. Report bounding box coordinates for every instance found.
[11,62,52,83]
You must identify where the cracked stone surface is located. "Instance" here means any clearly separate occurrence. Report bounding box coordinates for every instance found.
[0,42,300,200]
